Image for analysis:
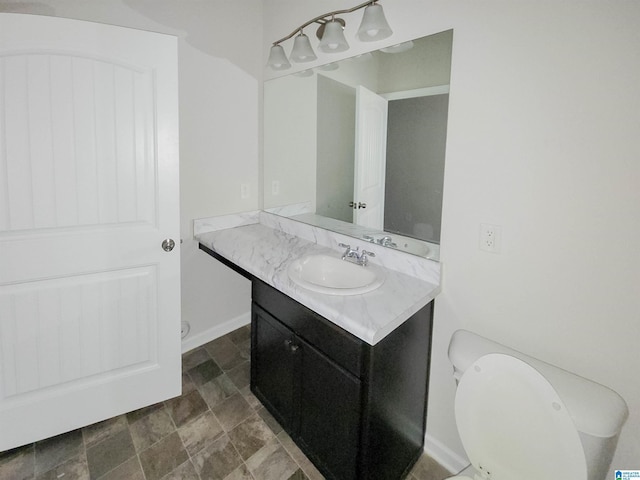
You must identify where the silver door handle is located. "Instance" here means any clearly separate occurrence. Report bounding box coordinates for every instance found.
[162,239,176,252]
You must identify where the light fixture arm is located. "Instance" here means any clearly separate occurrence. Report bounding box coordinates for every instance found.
[272,0,377,46]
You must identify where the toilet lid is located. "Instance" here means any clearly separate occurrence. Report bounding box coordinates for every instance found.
[455,354,587,480]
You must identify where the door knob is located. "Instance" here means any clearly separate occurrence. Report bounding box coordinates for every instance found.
[358,202,367,209]
[349,201,356,209]
[161,239,176,252]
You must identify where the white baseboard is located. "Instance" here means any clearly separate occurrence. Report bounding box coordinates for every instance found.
[424,433,469,475]
[181,312,251,354]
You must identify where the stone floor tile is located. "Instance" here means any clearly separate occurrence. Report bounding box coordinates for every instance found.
[182,348,212,372]
[226,361,250,390]
[0,444,34,480]
[237,339,251,361]
[129,406,176,452]
[204,337,246,372]
[161,459,199,480]
[188,359,222,387]
[191,435,243,480]
[227,324,251,347]
[222,463,253,480]
[181,372,197,395]
[286,469,310,480]
[165,390,208,428]
[82,415,128,449]
[239,385,261,409]
[138,432,188,480]
[125,401,166,425]
[256,406,282,435]
[228,414,276,461]
[35,454,88,480]
[276,431,323,480]
[245,438,299,480]
[177,411,224,456]
[211,392,254,432]
[97,456,144,480]
[410,453,452,480]
[199,374,237,409]
[34,429,84,475]
[85,428,135,479]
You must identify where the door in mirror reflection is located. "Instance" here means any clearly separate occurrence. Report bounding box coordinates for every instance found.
[354,86,388,230]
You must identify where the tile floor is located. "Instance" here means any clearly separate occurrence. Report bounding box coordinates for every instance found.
[0,325,452,480]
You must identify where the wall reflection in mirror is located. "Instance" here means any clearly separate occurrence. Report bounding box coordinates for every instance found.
[264,30,452,260]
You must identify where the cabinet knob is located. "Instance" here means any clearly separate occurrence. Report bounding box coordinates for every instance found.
[284,339,300,353]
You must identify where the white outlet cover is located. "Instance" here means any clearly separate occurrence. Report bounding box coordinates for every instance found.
[480,223,502,253]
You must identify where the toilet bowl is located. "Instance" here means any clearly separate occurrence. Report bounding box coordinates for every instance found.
[446,330,629,480]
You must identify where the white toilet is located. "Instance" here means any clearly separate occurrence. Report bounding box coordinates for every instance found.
[446,330,628,480]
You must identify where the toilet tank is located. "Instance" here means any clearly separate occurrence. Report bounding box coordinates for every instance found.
[448,330,629,480]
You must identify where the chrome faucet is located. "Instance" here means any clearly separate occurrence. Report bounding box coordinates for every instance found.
[376,236,397,248]
[338,243,376,266]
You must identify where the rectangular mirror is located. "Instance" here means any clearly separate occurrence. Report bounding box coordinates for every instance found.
[264,30,453,260]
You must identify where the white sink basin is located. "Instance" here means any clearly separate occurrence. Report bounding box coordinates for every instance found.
[288,254,385,295]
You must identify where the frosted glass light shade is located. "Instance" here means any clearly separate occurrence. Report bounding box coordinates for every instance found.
[319,20,349,53]
[267,44,291,70]
[356,4,393,42]
[291,33,317,63]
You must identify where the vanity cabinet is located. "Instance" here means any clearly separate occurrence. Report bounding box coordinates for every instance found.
[251,280,433,480]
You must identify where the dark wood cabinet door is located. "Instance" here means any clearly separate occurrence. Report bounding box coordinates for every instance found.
[297,339,362,480]
[251,305,298,431]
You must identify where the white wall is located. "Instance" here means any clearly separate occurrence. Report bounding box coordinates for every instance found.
[0,0,264,347]
[265,0,640,474]
[263,74,317,210]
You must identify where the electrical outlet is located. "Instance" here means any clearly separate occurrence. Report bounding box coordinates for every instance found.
[240,183,250,199]
[479,223,502,253]
[272,180,280,195]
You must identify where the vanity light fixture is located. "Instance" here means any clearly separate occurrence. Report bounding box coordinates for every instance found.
[268,0,392,70]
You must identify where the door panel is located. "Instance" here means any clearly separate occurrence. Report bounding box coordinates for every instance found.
[0,267,156,398]
[251,306,298,431]
[298,340,361,480]
[0,13,180,450]
[0,54,156,231]
[354,86,388,230]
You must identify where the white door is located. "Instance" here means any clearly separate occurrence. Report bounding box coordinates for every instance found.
[0,14,181,450]
[353,86,388,229]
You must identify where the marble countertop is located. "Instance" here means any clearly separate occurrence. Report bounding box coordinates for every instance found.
[196,223,440,345]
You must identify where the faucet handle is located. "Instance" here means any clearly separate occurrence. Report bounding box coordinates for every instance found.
[359,250,375,266]
[338,243,359,252]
